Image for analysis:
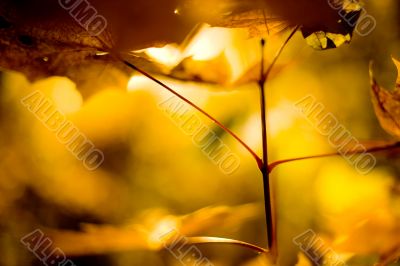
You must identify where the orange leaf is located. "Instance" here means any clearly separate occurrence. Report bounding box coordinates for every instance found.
[370,58,400,139]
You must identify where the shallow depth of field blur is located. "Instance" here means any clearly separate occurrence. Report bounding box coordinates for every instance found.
[1,1,400,266]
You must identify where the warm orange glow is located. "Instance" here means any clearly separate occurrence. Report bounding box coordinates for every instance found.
[127,75,153,92]
[32,77,82,114]
[267,100,300,137]
[145,44,182,68]
[184,26,232,61]
[147,217,179,249]
[139,26,234,66]
[2,2,399,264]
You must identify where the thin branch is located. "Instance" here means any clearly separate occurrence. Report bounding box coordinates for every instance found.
[268,141,400,173]
[176,236,268,254]
[258,38,274,254]
[264,26,300,82]
[258,26,299,256]
[120,58,263,169]
[93,35,263,168]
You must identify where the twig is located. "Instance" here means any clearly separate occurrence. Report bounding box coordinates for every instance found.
[258,38,274,255]
[264,26,300,82]
[93,35,263,168]
[182,236,268,254]
[120,58,263,169]
[268,141,400,173]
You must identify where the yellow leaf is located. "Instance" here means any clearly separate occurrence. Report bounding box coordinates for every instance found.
[370,58,400,139]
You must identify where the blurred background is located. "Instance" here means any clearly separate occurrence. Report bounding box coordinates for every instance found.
[0,0,399,265]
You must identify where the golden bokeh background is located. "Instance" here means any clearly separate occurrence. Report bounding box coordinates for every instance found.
[0,0,399,265]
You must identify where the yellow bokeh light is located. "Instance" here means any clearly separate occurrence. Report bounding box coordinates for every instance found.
[185,26,232,61]
[147,217,179,249]
[127,75,153,93]
[141,25,234,66]
[316,164,392,216]
[268,100,301,137]
[145,44,182,68]
[31,77,83,114]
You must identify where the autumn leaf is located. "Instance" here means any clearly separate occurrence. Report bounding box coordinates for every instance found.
[43,204,261,256]
[0,1,181,96]
[208,9,292,38]
[370,58,400,139]
[0,0,195,93]
[300,0,362,50]
[197,0,362,50]
[0,0,363,90]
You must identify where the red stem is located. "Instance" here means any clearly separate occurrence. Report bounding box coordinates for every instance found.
[121,59,263,169]
[268,141,400,173]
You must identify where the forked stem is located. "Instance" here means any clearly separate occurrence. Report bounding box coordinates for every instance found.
[96,28,400,263]
[113,27,300,260]
[259,27,299,258]
[258,38,274,256]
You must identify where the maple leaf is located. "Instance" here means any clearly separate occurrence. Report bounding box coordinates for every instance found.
[300,0,362,50]
[370,58,400,139]
[0,0,362,90]
[0,2,182,90]
[191,0,362,50]
[0,0,187,92]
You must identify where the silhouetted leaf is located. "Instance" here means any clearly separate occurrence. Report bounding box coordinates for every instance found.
[301,1,362,50]
[0,0,187,92]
